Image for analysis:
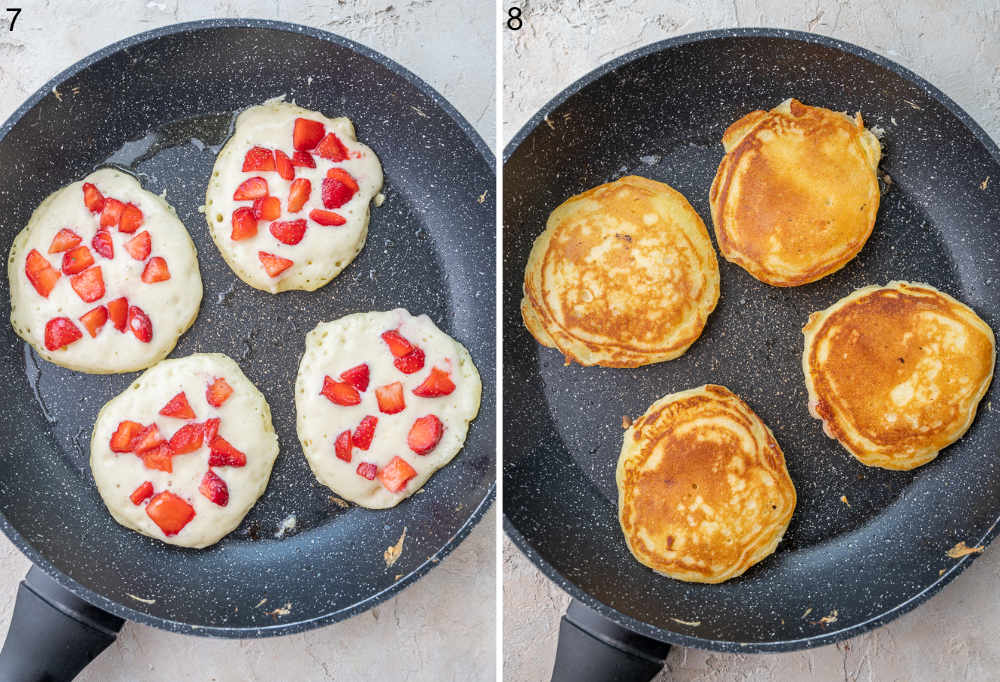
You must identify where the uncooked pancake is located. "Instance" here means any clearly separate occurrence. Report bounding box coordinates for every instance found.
[521,175,719,367]
[802,281,995,470]
[91,353,279,548]
[205,99,383,293]
[9,168,202,373]
[617,384,796,583]
[295,309,481,509]
[710,98,882,286]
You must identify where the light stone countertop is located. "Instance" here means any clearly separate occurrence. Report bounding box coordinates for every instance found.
[0,2,495,681]
[503,1,1000,680]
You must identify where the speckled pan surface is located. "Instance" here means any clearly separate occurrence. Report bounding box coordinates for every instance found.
[0,19,494,637]
[503,28,1000,652]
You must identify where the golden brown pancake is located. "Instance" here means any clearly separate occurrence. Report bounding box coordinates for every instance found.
[521,176,719,368]
[802,282,996,470]
[710,98,882,286]
[617,384,796,583]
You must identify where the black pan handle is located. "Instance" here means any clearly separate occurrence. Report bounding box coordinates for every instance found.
[0,566,124,681]
[551,599,671,682]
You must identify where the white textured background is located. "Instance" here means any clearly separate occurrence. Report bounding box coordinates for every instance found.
[0,2,496,681]
[503,1,1000,681]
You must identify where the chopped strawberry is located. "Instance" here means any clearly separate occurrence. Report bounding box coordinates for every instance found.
[141,256,170,283]
[321,376,361,406]
[208,436,246,467]
[378,456,417,493]
[124,231,151,260]
[159,392,196,419]
[231,207,258,240]
[321,175,356,209]
[258,251,293,277]
[119,203,143,233]
[233,176,269,200]
[25,249,61,297]
[203,417,221,442]
[145,491,195,535]
[92,230,114,259]
[44,317,82,351]
[407,414,443,455]
[168,422,204,455]
[100,198,124,228]
[291,151,315,168]
[61,246,94,275]
[108,297,128,332]
[326,167,360,192]
[381,330,414,358]
[394,347,425,374]
[128,305,153,343]
[132,423,164,453]
[356,462,378,480]
[315,132,349,161]
[287,178,311,213]
[335,430,353,462]
[48,228,81,253]
[242,146,275,172]
[206,377,233,407]
[353,415,378,450]
[270,219,307,245]
[376,382,406,414]
[293,118,325,151]
[142,444,173,473]
[413,367,456,397]
[252,195,281,221]
[129,481,154,505]
[70,266,104,303]
[274,150,294,181]
[110,420,143,452]
[339,363,370,392]
[79,305,108,338]
[309,209,346,226]
[82,183,105,212]
[199,470,229,506]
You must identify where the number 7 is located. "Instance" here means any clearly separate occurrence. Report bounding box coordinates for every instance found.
[6,7,19,31]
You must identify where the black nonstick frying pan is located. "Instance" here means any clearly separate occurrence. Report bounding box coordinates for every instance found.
[503,28,1000,680]
[0,19,495,680]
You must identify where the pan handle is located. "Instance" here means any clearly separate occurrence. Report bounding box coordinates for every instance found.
[550,599,671,682]
[0,566,124,682]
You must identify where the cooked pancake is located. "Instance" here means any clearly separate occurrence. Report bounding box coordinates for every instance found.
[802,281,995,470]
[710,98,881,286]
[617,384,796,584]
[521,175,719,367]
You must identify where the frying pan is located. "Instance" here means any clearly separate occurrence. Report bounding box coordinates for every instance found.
[0,18,495,680]
[503,28,1000,680]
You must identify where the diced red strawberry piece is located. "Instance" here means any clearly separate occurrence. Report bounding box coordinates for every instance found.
[159,392,196,419]
[339,364,370,392]
[233,176,269,200]
[326,167,360,192]
[110,420,143,453]
[61,245,94,274]
[252,195,281,221]
[293,118,325,151]
[242,146,275,172]
[274,150,294,181]
[258,251,293,277]
[375,382,406,414]
[124,231,151,260]
[206,377,233,407]
[25,249,61,297]
[309,209,346,226]
[83,183,105,212]
[203,417,221,442]
[132,423,164,453]
[79,305,108,338]
[394,347,426,374]
[356,462,378,480]
[142,444,173,473]
[128,305,153,343]
[315,132,349,161]
[141,256,170,283]
[407,414,444,455]
[378,456,417,493]
[208,436,246,467]
[168,422,204,455]
[108,297,128,332]
[321,376,361,406]
[287,178,311,213]
[129,481,154,505]
[199,470,229,506]
[413,367,456,397]
[119,203,143,233]
[291,151,315,168]
[321,176,356,209]
[270,219,307,245]
[48,228,81,253]
[70,266,104,303]
[231,207,258,240]
[381,330,414,358]
[353,415,378,450]
[145,491,195,535]
[335,430,353,462]
[92,230,114,259]
[100,198,124,228]
[44,317,82,351]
